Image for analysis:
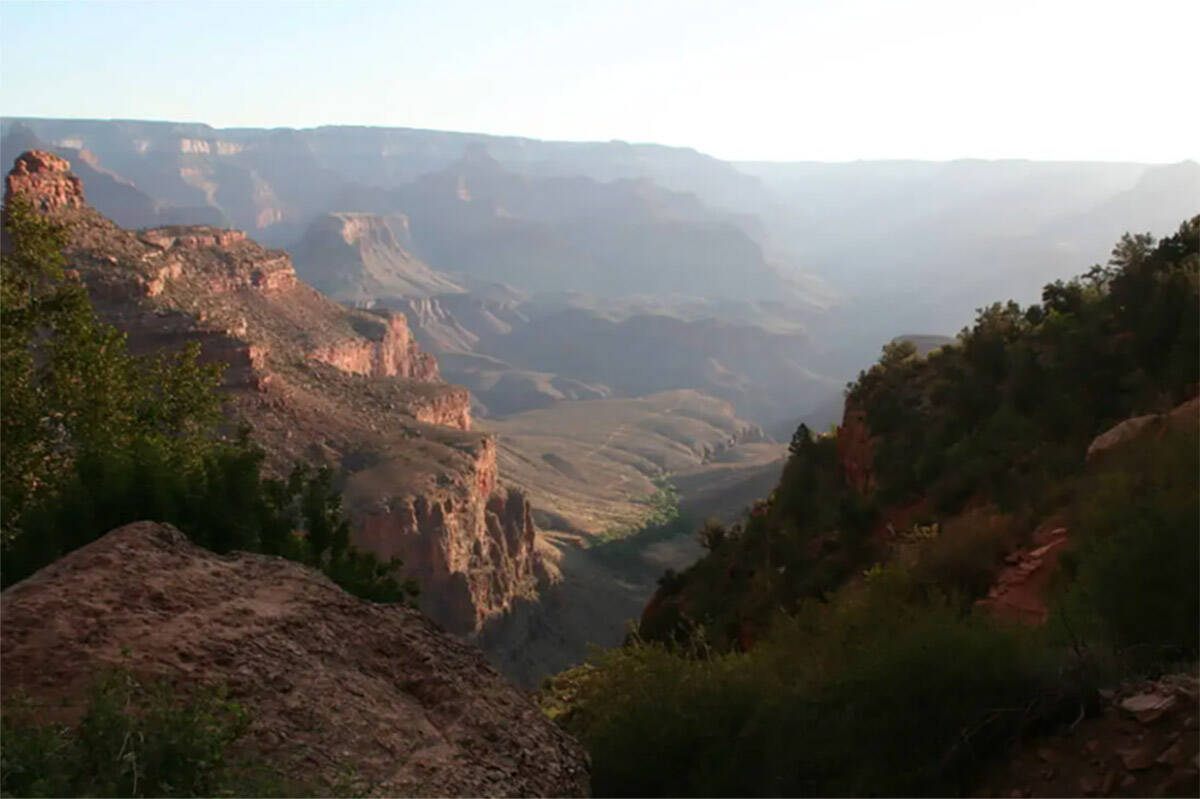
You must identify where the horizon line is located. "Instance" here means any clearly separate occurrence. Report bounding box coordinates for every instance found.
[1,114,1195,167]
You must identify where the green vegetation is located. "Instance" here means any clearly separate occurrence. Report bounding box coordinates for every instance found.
[853,220,1198,512]
[596,476,681,543]
[2,670,250,797]
[0,668,353,798]
[0,194,415,604]
[542,219,1200,796]
[1054,424,1199,671]
[544,574,1072,796]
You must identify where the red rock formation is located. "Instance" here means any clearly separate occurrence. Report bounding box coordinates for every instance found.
[139,226,247,250]
[133,226,298,295]
[837,400,877,496]
[4,150,85,212]
[411,388,473,430]
[6,149,544,648]
[308,311,443,385]
[350,439,548,636]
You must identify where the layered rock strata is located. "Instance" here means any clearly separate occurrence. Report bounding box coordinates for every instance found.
[5,151,544,637]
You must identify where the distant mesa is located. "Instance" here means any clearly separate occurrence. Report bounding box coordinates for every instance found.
[291,211,465,303]
[893,333,955,355]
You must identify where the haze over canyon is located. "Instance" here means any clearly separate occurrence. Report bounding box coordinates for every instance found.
[1,106,1197,797]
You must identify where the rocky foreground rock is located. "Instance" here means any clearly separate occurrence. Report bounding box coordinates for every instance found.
[975,671,1199,797]
[0,522,589,797]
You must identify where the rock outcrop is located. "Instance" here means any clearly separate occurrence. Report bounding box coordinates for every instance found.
[4,149,84,211]
[5,151,545,641]
[1086,397,1200,462]
[349,439,546,635]
[0,522,589,797]
[308,309,442,385]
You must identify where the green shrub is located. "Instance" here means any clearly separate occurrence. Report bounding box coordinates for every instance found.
[1055,423,1199,669]
[911,508,1019,601]
[2,670,249,797]
[559,581,1061,797]
[0,197,415,605]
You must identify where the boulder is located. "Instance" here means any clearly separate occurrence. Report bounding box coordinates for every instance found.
[0,522,589,797]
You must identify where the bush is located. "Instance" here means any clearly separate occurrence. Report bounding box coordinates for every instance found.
[558,581,1062,797]
[911,508,1020,601]
[1055,423,1199,669]
[2,670,249,797]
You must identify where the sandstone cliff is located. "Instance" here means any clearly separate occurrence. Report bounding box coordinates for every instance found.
[0,522,589,797]
[350,439,548,636]
[5,150,84,212]
[291,211,465,303]
[5,151,547,637]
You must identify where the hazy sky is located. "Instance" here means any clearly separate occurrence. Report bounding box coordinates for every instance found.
[2,0,1197,162]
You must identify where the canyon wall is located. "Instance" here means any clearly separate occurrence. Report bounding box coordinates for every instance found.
[307,310,442,384]
[350,438,549,636]
[6,150,541,640]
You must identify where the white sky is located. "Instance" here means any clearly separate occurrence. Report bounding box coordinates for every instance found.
[1,0,1197,162]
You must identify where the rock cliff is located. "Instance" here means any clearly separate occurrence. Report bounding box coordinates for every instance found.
[308,309,442,384]
[291,212,465,303]
[0,522,589,797]
[350,439,547,635]
[5,151,545,638]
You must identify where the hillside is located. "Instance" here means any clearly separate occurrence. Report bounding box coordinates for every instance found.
[393,289,843,427]
[379,148,798,302]
[4,150,549,638]
[476,390,786,687]
[543,217,1200,797]
[484,390,777,537]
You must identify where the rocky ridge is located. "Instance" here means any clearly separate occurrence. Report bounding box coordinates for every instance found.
[0,522,589,797]
[4,150,547,636]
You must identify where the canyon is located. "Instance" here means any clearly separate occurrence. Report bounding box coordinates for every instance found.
[5,151,546,640]
[5,148,790,689]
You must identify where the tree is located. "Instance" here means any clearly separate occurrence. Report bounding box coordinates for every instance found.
[1,195,223,541]
[0,195,416,604]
